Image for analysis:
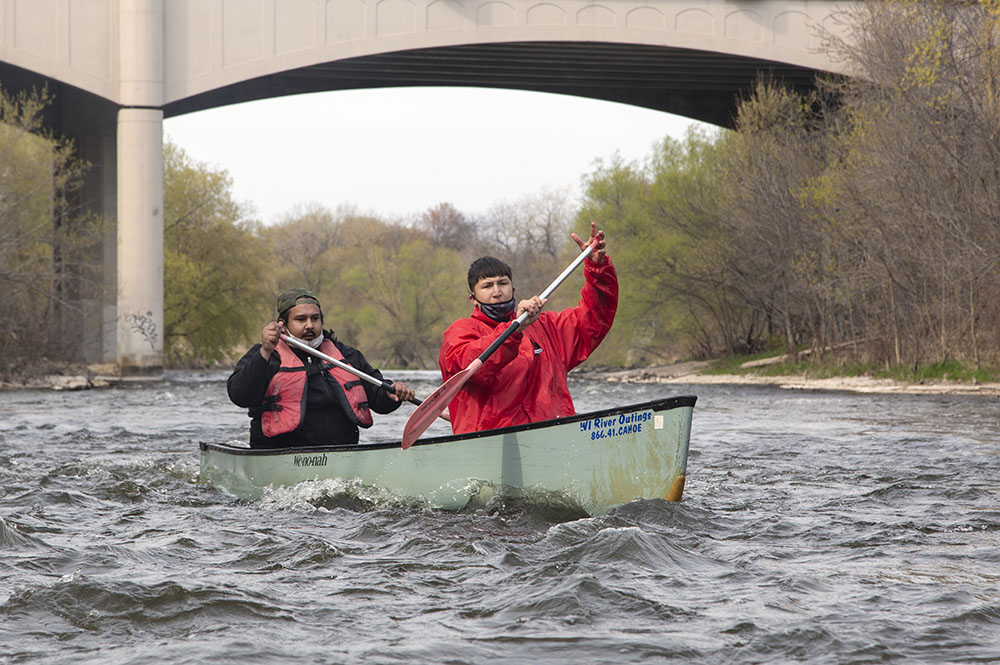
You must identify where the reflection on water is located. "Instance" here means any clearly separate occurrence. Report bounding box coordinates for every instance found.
[1,371,999,664]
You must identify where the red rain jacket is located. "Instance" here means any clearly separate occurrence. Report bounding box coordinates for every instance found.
[439,257,618,434]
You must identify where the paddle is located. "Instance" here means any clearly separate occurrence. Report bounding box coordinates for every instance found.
[401,244,595,449]
[280,333,448,421]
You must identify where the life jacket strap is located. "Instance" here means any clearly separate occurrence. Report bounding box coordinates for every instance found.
[248,393,282,417]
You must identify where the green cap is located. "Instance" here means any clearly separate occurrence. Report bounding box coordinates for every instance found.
[276,288,321,316]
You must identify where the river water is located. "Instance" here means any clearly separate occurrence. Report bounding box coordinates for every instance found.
[2,370,999,664]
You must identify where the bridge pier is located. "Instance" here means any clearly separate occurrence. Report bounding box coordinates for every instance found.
[113,0,165,378]
[116,108,164,377]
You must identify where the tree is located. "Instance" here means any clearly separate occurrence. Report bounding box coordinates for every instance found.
[162,141,270,365]
[0,85,99,374]
[261,205,371,344]
[257,206,467,369]
[263,202,349,294]
[815,0,1000,369]
[577,152,664,365]
[340,219,467,368]
[577,130,765,365]
[717,81,834,359]
[418,202,476,252]
[476,187,578,296]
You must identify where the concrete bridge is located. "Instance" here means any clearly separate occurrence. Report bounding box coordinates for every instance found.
[0,0,852,377]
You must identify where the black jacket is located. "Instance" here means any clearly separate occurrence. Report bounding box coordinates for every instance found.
[227,333,402,448]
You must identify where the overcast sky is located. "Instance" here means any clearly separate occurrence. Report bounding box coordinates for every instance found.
[162,86,707,223]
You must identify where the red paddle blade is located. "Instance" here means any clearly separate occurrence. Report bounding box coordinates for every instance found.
[401,360,482,449]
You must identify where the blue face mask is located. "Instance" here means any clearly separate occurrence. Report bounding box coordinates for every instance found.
[477,297,516,322]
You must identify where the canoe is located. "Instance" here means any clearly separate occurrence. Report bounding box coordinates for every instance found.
[199,395,696,515]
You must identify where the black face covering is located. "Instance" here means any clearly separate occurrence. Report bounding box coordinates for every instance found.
[476,297,516,322]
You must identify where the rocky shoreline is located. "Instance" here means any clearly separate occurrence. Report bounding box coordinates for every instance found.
[576,361,1000,398]
[0,363,119,391]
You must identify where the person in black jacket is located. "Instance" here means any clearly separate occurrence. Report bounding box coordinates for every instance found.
[227,288,415,448]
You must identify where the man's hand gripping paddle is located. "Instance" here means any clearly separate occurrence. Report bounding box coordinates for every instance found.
[401,244,595,449]
[280,333,449,421]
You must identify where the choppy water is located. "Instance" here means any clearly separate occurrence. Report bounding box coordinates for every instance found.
[2,371,999,664]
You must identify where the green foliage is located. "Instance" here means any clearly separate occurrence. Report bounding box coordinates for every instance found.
[262,202,349,294]
[704,352,997,384]
[0,85,99,371]
[162,142,270,365]
[702,351,781,375]
[578,128,761,366]
[875,360,998,384]
[340,229,467,368]
[262,209,467,369]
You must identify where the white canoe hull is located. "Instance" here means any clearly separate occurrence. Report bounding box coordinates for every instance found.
[199,395,696,515]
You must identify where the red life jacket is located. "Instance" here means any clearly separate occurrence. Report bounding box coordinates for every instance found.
[261,339,373,437]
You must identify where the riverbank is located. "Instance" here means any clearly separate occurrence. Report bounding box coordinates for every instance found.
[576,361,1000,398]
[0,363,118,391]
[5,360,1000,398]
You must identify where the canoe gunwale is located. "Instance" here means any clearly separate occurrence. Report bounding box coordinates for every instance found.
[201,395,697,456]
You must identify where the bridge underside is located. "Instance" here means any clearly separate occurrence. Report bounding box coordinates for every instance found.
[164,41,827,128]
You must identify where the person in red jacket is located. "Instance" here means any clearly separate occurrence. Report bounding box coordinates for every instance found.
[438,222,618,434]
